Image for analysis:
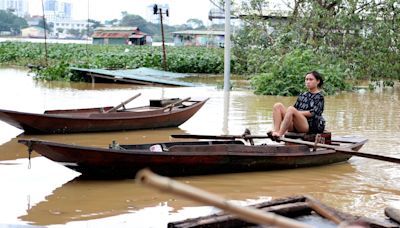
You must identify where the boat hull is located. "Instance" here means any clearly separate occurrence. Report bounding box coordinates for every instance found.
[168,195,397,228]
[18,139,362,179]
[0,99,207,134]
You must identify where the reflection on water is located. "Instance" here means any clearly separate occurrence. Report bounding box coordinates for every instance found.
[18,163,356,226]
[0,68,400,227]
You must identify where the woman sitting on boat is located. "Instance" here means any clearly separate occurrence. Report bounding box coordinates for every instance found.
[270,71,325,138]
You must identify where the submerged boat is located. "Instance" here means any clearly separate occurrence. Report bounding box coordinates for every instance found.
[18,134,367,179]
[168,195,398,228]
[0,97,208,134]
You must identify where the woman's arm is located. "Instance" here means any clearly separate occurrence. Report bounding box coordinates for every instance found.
[299,110,312,118]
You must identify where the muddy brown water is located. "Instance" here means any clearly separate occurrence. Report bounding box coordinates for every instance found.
[0,68,399,227]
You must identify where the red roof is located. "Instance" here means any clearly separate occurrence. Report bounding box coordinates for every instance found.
[92,32,131,38]
[92,31,147,39]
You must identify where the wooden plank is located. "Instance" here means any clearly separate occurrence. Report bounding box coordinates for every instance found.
[385,207,400,224]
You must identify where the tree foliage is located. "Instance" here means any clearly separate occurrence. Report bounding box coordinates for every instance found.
[0,10,28,35]
[186,18,205,29]
[37,18,54,33]
[234,0,400,95]
[118,12,206,42]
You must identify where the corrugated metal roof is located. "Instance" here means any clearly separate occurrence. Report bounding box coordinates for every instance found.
[95,27,139,31]
[92,30,147,38]
[70,67,196,87]
[92,31,132,38]
[129,34,145,39]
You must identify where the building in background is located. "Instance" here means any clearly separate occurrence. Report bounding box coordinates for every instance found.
[0,0,29,17]
[172,30,224,47]
[21,26,48,38]
[40,0,90,38]
[44,0,72,21]
[92,27,150,45]
[52,19,89,38]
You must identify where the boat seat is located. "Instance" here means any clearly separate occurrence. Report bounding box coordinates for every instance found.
[150,98,180,107]
[284,131,332,145]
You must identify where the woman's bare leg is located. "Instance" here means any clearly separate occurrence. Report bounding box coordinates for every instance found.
[272,103,286,133]
[277,106,309,137]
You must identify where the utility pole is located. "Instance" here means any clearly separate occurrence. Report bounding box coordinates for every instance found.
[41,0,48,66]
[223,0,231,92]
[153,4,169,71]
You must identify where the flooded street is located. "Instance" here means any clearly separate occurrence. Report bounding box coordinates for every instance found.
[0,67,399,227]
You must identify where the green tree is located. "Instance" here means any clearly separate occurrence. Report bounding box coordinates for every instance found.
[87,19,102,36]
[38,18,53,33]
[119,11,151,33]
[105,19,119,26]
[284,0,400,81]
[66,28,81,37]
[0,10,28,35]
[118,12,177,42]
[186,18,205,29]
[233,0,400,95]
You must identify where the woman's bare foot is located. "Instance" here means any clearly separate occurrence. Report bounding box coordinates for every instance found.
[272,131,282,137]
[267,131,282,141]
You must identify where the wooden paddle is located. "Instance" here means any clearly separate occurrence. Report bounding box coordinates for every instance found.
[171,133,400,164]
[163,97,191,112]
[105,93,141,113]
[385,206,400,224]
[136,169,313,228]
[304,195,343,224]
[280,137,400,164]
[171,134,269,140]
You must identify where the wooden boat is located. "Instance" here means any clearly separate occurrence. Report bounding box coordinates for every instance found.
[168,195,399,228]
[18,135,367,179]
[0,97,208,134]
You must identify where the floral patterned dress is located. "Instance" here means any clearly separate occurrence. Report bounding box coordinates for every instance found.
[294,91,325,133]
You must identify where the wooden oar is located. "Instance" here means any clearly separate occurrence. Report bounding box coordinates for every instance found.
[171,134,269,140]
[163,97,191,112]
[385,206,400,224]
[304,195,343,224]
[105,93,141,113]
[136,169,313,228]
[280,137,400,164]
[171,134,400,164]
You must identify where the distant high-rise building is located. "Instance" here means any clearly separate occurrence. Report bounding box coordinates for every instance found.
[44,0,72,21]
[0,0,29,17]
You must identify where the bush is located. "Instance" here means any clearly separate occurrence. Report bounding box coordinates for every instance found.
[251,48,351,96]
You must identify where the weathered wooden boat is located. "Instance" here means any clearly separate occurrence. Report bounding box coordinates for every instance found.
[168,195,399,228]
[18,135,367,179]
[0,97,208,134]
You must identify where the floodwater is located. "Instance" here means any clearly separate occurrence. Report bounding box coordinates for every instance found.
[0,68,399,227]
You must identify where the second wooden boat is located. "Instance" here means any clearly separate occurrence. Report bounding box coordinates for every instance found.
[18,135,367,179]
[0,97,208,134]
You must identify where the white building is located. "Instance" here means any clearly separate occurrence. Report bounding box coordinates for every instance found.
[41,0,89,37]
[44,0,72,21]
[0,0,29,17]
[53,19,89,37]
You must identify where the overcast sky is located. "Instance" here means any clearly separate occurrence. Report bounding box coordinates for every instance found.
[28,0,212,25]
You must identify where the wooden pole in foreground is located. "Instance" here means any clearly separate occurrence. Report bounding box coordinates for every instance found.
[136,169,313,228]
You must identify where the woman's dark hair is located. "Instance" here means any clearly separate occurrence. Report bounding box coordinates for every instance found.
[307,71,324,88]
